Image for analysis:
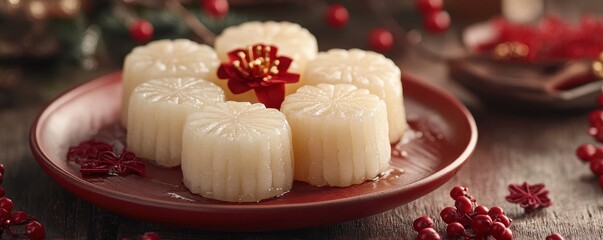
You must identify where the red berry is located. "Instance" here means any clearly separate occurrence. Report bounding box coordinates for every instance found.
[597,94,603,108]
[11,211,31,224]
[473,205,489,215]
[546,233,564,240]
[416,0,443,14]
[576,144,597,162]
[489,222,507,238]
[0,208,9,220]
[201,0,229,18]
[458,215,471,227]
[129,19,154,43]
[588,127,599,136]
[417,228,441,240]
[423,10,450,33]
[454,196,473,214]
[0,197,13,213]
[471,214,493,234]
[588,110,603,126]
[449,186,467,200]
[0,172,3,184]
[595,130,603,142]
[590,158,603,175]
[445,222,465,237]
[25,220,45,240]
[495,214,512,228]
[595,129,603,143]
[495,228,513,240]
[413,216,434,232]
[488,206,505,219]
[142,232,161,240]
[440,207,459,224]
[368,28,394,53]
[0,163,4,174]
[325,4,349,28]
[0,187,4,197]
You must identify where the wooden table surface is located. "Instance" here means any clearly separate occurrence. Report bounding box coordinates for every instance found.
[2,3,603,240]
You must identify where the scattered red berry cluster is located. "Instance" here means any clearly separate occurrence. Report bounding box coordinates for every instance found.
[0,164,46,240]
[478,15,603,62]
[323,3,394,53]
[576,93,603,189]
[412,186,513,240]
[129,0,229,43]
[443,186,513,239]
[325,1,450,53]
[67,140,146,176]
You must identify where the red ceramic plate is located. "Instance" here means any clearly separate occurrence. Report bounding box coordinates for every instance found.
[30,72,476,231]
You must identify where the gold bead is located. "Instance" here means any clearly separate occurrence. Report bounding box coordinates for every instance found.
[512,42,529,58]
[494,43,511,60]
[493,41,530,60]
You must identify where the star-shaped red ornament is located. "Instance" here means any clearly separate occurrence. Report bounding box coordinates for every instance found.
[67,140,112,163]
[217,43,300,109]
[505,182,552,212]
[67,140,145,176]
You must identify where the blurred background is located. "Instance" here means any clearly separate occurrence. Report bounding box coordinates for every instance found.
[1,0,603,109]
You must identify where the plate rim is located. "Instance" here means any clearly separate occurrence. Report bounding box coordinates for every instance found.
[29,71,477,226]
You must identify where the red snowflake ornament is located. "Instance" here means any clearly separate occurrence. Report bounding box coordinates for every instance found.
[67,140,112,163]
[217,44,300,109]
[505,182,552,211]
[67,140,145,177]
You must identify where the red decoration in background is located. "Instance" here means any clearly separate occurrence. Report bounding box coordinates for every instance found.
[129,19,154,43]
[217,44,300,109]
[67,140,145,176]
[505,182,552,212]
[325,4,349,29]
[416,0,450,34]
[416,0,443,14]
[478,15,603,62]
[423,11,450,34]
[368,28,394,53]
[201,0,229,18]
